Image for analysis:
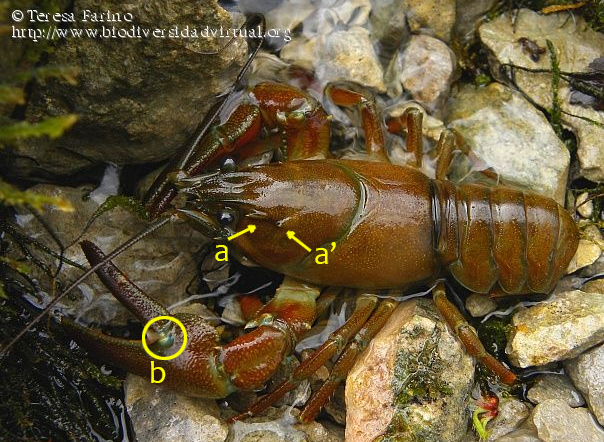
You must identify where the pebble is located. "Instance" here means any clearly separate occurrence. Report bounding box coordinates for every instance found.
[528,399,604,442]
[567,239,602,274]
[399,35,457,112]
[485,397,531,441]
[447,83,570,204]
[527,374,585,408]
[346,299,474,442]
[576,193,594,219]
[315,27,386,92]
[401,0,456,42]
[506,290,604,367]
[466,293,498,318]
[125,374,228,442]
[565,343,604,426]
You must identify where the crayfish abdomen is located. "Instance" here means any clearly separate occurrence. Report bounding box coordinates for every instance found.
[434,179,579,295]
[194,158,579,295]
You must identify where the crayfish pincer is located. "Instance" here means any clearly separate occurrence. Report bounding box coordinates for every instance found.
[11,78,579,423]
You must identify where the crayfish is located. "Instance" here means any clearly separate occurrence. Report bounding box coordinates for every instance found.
[3,17,579,425]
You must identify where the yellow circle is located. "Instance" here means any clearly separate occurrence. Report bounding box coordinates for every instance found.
[141,315,188,361]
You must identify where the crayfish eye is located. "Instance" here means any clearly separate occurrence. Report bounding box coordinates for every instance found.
[217,209,235,226]
[221,158,236,173]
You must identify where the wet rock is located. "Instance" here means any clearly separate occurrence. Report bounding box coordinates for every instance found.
[565,343,604,425]
[506,290,604,368]
[9,184,205,325]
[483,397,531,442]
[346,299,474,442]
[9,0,245,178]
[447,83,570,204]
[402,0,456,42]
[479,9,604,182]
[527,374,585,408]
[567,239,602,274]
[466,293,497,318]
[125,374,228,442]
[315,27,386,92]
[399,35,457,112]
[526,399,604,442]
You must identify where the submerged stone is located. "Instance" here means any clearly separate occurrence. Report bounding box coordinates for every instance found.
[346,299,474,442]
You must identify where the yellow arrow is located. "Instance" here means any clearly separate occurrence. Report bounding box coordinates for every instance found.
[287,230,311,252]
[228,225,256,241]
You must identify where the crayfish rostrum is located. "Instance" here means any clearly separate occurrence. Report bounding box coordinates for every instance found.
[7,74,580,423]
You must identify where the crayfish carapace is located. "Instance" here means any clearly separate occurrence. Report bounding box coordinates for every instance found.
[4,41,579,423]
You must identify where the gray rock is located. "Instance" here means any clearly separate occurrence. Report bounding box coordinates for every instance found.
[454,0,498,43]
[447,83,570,204]
[527,399,604,442]
[9,0,245,178]
[346,299,475,442]
[506,290,604,368]
[399,35,457,112]
[479,9,604,182]
[316,27,386,92]
[466,293,497,318]
[125,374,229,442]
[565,343,604,425]
[9,184,205,325]
[402,0,456,42]
[369,0,409,63]
[527,374,585,408]
[485,397,531,441]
